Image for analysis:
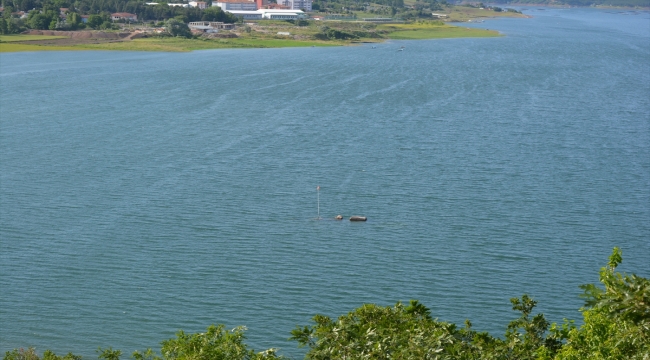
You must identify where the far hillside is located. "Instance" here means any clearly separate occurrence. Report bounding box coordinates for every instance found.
[450,0,650,7]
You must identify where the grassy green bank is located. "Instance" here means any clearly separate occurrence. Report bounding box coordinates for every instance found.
[77,37,339,52]
[0,35,77,52]
[0,43,81,52]
[0,36,337,52]
[0,21,501,53]
[381,23,501,40]
[0,35,68,42]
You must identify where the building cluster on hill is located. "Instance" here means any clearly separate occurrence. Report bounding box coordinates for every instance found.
[45,8,137,23]
[187,21,234,33]
[111,12,138,21]
[99,0,310,28]
[211,0,311,19]
[144,1,208,8]
[0,0,315,35]
[0,0,315,36]
[0,7,28,19]
[140,0,311,12]
[214,0,311,11]
[140,0,310,21]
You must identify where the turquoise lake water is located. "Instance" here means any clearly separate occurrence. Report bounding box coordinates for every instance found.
[1,7,649,358]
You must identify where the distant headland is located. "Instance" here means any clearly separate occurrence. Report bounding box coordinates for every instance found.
[0,3,529,52]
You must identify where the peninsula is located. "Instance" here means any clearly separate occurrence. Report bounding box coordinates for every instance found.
[0,3,526,52]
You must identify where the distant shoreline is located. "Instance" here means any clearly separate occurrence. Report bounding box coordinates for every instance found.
[0,23,504,53]
[489,3,650,10]
[0,5,539,53]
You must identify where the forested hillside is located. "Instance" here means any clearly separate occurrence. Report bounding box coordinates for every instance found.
[2,0,644,37]
[0,0,236,34]
[2,0,236,20]
[451,0,649,7]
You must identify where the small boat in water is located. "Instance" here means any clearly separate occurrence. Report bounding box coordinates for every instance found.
[350,216,367,222]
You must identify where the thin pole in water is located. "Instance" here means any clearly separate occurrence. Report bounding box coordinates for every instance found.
[317,185,321,220]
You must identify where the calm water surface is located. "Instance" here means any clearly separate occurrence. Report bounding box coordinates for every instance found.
[1,7,649,358]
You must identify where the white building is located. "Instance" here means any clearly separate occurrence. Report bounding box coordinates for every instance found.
[225,9,306,20]
[276,0,311,11]
[188,21,235,32]
[225,10,262,19]
[189,1,208,8]
[111,12,138,21]
[213,0,257,11]
[261,9,305,19]
[145,2,189,6]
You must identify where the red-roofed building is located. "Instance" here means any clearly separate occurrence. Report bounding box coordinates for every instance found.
[111,12,138,21]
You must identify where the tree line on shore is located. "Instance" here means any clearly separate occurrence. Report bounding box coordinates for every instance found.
[0,0,236,34]
[4,248,649,359]
[1,0,647,36]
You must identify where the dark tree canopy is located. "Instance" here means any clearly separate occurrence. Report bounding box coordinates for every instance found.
[1,0,236,23]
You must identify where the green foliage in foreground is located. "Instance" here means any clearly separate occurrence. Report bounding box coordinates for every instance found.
[289,248,647,359]
[4,326,284,360]
[553,247,650,360]
[5,248,649,360]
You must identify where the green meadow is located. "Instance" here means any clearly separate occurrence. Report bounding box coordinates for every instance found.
[0,34,68,42]
[381,23,501,40]
[0,42,81,52]
[0,21,500,53]
[0,35,75,52]
[76,37,338,52]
